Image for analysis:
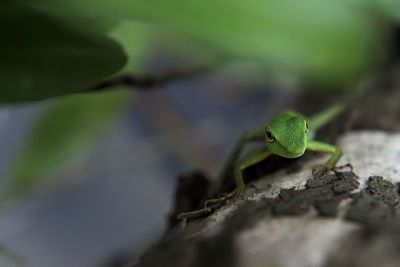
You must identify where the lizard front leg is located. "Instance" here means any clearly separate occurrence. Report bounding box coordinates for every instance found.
[306,140,342,177]
[205,147,271,208]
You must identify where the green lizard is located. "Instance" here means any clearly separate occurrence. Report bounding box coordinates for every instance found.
[178,104,344,219]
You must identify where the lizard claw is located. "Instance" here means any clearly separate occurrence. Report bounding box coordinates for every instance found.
[249,184,259,197]
[176,206,213,220]
[312,165,329,178]
[332,163,353,173]
[177,188,242,220]
[312,163,352,178]
[204,190,238,209]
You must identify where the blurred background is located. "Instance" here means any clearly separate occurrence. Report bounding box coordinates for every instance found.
[0,72,294,267]
[1,0,399,266]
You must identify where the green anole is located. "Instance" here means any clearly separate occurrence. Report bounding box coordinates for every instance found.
[178,104,344,219]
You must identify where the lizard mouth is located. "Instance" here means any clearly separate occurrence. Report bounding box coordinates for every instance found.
[282,151,304,158]
[282,146,306,158]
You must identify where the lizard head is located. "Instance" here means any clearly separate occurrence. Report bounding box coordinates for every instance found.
[264,111,308,158]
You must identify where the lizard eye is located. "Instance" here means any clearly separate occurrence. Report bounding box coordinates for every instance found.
[305,122,309,133]
[266,130,275,143]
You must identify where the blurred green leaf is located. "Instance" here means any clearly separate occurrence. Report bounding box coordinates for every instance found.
[27,0,119,32]
[341,0,400,22]
[5,90,132,198]
[128,0,380,83]
[369,0,400,21]
[108,20,152,74]
[0,4,126,103]
[35,0,381,83]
